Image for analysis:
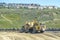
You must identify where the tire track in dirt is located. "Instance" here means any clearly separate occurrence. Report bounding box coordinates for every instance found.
[0,36,4,40]
[0,35,11,40]
[0,32,11,40]
[0,32,60,40]
[4,33,27,40]
[36,34,59,40]
[11,33,44,40]
[2,32,45,40]
[5,33,34,40]
[20,33,45,40]
[8,36,25,40]
[53,33,60,37]
[11,33,60,40]
[13,33,33,40]
[0,32,25,40]
[44,32,60,39]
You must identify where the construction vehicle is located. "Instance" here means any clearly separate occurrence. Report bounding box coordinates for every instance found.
[20,17,46,33]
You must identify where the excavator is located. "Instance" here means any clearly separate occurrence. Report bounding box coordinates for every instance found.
[20,17,46,33]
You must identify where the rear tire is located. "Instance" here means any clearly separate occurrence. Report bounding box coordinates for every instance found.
[20,26,25,33]
[25,29,29,33]
[32,27,36,34]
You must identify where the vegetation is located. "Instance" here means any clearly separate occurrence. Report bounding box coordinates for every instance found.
[0,8,60,28]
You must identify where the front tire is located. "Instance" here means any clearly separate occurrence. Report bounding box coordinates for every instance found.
[40,30,44,33]
[40,28,45,33]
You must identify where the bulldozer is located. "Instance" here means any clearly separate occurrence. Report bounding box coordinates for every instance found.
[20,18,46,33]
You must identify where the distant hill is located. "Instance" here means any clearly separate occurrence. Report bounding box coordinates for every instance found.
[0,8,60,28]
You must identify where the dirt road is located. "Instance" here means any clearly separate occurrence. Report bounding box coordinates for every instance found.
[0,31,60,40]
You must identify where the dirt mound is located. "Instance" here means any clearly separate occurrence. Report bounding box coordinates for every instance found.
[0,32,60,40]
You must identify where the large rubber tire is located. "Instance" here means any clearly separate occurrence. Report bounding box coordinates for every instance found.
[20,26,25,33]
[40,28,45,33]
[24,26,29,33]
[25,29,29,33]
[40,30,44,33]
[32,27,36,34]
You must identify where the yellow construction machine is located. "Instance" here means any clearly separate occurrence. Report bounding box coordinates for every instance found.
[20,18,46,33]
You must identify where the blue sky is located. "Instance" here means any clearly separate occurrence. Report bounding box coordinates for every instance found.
[0,0,60,7]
